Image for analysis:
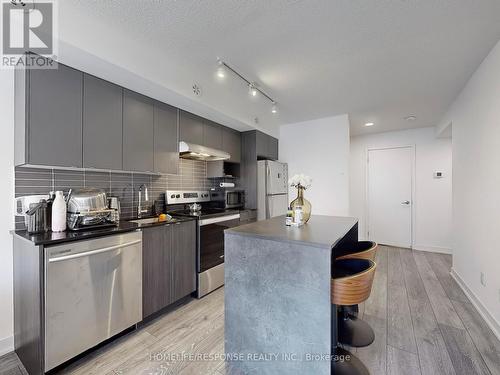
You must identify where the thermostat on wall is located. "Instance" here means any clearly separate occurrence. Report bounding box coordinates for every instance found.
[434,171,443,178]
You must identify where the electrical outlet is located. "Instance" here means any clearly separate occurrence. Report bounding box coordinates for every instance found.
[480,272,486,286]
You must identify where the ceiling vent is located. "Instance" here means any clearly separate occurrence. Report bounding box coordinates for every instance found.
[192,83,202,97]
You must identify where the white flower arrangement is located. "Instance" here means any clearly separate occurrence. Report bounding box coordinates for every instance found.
[289,174,312,190]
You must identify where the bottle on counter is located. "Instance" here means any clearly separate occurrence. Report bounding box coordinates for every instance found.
[51,191,67,232]
[285,206,293,226]
[293,205,303,226]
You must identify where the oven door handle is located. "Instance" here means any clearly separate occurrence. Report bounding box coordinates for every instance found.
[199,214,241,226]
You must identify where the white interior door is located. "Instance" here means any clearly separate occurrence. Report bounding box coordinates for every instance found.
[367,146,413,247]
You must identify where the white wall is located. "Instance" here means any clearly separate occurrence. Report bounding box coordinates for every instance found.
[439,38,500,336]
[279,115,350,216]
[350,127,452,253]
[0,69,15,355]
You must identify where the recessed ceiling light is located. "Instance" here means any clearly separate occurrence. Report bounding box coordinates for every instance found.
[365,122,374,127]
[404,115,417,121]
[216,59,226,79]
[271,102,278,114]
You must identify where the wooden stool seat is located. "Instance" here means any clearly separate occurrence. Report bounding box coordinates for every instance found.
[330,258,376,374]
[331,258,376,306]
[337,241,378,261]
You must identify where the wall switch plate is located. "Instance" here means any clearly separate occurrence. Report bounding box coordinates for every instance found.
[480,272,486,286]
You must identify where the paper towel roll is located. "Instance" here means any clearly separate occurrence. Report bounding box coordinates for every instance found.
[219,182,235,188]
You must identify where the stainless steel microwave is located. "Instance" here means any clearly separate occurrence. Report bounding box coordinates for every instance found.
[211,189,245,209]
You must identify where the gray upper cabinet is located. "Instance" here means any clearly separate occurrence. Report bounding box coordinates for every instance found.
[83,74,123,170]
[203,121,223,150]
[255,130,278,160]
[256,130,268,159]
[123,90,154,172]
[154,102,179,174]
[179,110,204,145]
[16,62,83,167]
[14,56,243,173]
[222,128,241,163]
[268,135,279,161]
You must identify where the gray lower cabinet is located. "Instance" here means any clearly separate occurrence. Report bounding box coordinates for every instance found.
[179,110,204,144]
[203,121,223,150]
[222,128,241,163]
[142,224,172,318]
[83,74,123,170]
[142,220,196,318]
[123,90,155,172]
[154,102,179,174]
[171,220,197,301]
[239,209,257,224]
[15,61,83,167]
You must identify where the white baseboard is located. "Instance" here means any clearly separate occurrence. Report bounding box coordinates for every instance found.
[0,335,14,356]
[450,268,500,341]
[412,244,452,254]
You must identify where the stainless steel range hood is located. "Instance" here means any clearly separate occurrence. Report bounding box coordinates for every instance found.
[179,141,230,161]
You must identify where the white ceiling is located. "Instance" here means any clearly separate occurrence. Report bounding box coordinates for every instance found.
[62,0,500,136]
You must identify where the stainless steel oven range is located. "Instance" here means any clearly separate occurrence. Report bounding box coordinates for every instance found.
[166,190,240,298]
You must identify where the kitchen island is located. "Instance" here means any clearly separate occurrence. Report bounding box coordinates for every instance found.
[224,215,358,375]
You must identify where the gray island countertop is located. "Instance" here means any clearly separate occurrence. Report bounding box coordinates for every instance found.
[224,214,358,375]
[226,214,358,249]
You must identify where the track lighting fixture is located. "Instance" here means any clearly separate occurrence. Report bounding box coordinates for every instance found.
[216,58,278,115]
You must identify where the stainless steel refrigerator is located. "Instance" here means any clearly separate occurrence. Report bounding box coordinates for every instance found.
[257,160,289,220]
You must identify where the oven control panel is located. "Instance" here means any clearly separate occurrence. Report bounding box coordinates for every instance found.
[166,190,211,204]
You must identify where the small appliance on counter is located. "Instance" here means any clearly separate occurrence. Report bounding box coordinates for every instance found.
[15,194,50,233]
[66,188,120,231]
[210,188,245,209]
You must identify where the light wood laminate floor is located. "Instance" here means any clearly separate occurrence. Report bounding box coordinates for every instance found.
[1,247,499,375]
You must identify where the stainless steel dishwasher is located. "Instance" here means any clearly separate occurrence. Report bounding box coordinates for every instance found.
[44,231,142,371]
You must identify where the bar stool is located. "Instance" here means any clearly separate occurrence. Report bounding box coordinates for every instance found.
[335,241,378,316]
[336,241,378,261]
[331,258,376,375]
[335,241,378,347]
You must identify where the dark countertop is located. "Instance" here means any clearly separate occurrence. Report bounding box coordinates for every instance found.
[225,214,358,249]
[11,216,195,246]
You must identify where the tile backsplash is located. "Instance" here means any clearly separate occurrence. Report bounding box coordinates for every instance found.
[15,159,213,229]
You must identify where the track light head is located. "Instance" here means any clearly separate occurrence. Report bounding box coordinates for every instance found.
[216,59,226,79]
[249,83,258,97]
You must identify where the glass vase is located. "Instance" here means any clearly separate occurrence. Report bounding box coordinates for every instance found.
[290,186,312,223]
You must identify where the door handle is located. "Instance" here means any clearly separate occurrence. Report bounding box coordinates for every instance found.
[48,239,142,263]
[401,200,410,205]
